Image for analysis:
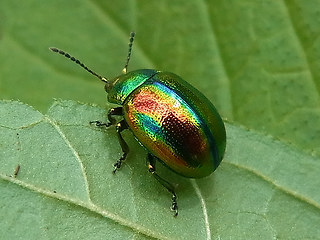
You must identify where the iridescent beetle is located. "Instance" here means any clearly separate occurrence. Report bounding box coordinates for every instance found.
[50,32,226,216]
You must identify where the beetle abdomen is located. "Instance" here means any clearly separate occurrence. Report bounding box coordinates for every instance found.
[123,73,223,178]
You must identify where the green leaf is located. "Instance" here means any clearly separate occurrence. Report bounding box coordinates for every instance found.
[1,0,320,157]
[1,100,320,239]
[1,0,320,239]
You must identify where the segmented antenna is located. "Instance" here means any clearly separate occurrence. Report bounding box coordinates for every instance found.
[122,32,135,74]
[49,47,108,83]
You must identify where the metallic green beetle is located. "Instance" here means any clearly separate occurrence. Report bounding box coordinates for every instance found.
[50,32,226,216]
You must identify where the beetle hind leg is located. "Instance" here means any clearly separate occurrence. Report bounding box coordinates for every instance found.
[147,153,178,217]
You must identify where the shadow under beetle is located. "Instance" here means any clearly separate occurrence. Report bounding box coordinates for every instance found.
[50,32,226,217]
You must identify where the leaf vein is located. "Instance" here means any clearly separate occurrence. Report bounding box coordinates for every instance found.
[0,174,170,240]
[191,179,211,240]
[225,161,320,210]
[282,0,320,100]
[202,0,234,119]
[45,116,92,203]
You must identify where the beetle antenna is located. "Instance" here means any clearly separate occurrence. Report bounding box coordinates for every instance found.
[122,32,135,74]
[49,47,108,83]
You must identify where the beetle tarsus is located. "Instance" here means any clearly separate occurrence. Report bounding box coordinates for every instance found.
[112,152,127,174]
[171,193,178,217]
[112,160,121,174]
[90,120,112,128]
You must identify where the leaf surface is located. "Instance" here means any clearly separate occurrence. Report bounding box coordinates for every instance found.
[1,100,319,239]
[0,0,319,155]
[1,0,320,239]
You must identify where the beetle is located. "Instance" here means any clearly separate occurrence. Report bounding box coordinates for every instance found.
[50,32,226,216]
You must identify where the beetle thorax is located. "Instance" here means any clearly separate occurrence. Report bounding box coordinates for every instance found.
[107,69,157,104]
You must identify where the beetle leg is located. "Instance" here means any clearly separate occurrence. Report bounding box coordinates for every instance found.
[147,153,178,217]
[90,107,123,128]
[113,119,129,174]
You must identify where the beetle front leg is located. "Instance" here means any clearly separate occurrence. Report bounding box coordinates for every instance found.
[147,153,178,217]
[113,119,129,174]
[90,107,123,128]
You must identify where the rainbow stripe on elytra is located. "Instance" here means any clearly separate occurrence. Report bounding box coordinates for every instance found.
[124,81,213,176]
